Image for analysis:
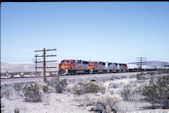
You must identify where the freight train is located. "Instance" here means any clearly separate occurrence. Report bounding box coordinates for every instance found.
[58,59,129,75]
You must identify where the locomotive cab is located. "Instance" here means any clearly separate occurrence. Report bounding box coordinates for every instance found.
[107,63,118,73]
[97,62,106,73]
[58,60,75,75]
[58,59,89,75]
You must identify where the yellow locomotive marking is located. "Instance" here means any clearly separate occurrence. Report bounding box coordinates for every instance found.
[61,65,69,69]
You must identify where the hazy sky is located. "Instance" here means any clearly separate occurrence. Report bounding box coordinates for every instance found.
[1,2,169,64]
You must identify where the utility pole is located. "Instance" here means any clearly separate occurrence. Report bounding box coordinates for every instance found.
[136,57,146,75]
[35,55,38,77]
[43,48,46,82]
[34,48,57,83]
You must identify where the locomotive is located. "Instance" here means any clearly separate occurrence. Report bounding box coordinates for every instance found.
[58,59,128,75]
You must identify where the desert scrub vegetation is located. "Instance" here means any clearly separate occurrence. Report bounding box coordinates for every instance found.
[120,84,132,101]
[42,84,49,93]
[47,77,60,87]
[142,75,169,109]
[23,83,42,102]
[73,81,105,95]
[111,76,121,80]
[54,79,68,93]
[157,70,169,74]
[1,84,11,99]
[136,73,151,80]
[1,83,19,99]
[90,93,119,113]
[13,83,23,92]
[120,81,143,101]
[47,77,68,93]
[108,82,120,89]
[146,71,156,75]
[14,108,20,113]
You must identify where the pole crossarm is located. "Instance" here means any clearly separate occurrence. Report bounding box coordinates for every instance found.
[35,60,57,63]
[46,48,57,51]
[35,50,43,52]
[35,67,57,68]
[34,55,57,57]
[34,48,57,83]
[35,48,56,52]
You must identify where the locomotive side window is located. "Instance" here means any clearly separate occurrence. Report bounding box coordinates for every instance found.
[77,60,82,65]
[83,61,88,64]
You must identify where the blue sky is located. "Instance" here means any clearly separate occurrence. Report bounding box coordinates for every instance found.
[1,2,169,64]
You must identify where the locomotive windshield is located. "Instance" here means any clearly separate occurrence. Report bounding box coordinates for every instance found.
[89,62,96,65]
[108,63,112,66]
[61,60,72,64]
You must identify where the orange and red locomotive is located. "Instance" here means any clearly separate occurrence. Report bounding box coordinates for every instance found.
[58,59,128,75]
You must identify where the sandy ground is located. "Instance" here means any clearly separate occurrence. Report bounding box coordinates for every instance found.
[1,72,169,113]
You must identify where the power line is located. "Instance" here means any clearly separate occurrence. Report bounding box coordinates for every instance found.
[136,57,146,74]
[34,48,57,82]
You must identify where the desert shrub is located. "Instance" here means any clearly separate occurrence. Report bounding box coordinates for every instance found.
[23,83,42,102]
[108,83,119,89]
[157,70,169,74]
[55,84,62,93]
[42,85,49,93]
[73,81,105,95]
[1,84,11,98]
[129,74,136,78]
[142,75,169,109]
[90,94,118,113]
[14,108,19,113]
[78,94,97,107]
[111,76,121,80]
[121,84,132,101]
[13,83,23,92]
[1,84,16,99]
[47,77,60,87]
[136,73,150,80]
[120,82,143,101]
[55,79,68,93]
[147,71,156,75]
[47,77,68,93]
[120,75,127,79]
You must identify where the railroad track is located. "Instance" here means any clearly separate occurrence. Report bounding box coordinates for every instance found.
[1,72,140,84]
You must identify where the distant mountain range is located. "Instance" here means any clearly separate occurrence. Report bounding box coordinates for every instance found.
[1,62,59,73]
[1,61,168,73]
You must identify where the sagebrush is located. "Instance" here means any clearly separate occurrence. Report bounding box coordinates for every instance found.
[73,81,105,95]
[142,75,169,109]
[23,83,42,102]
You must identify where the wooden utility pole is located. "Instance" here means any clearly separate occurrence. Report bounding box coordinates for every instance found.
[34,48,57,83]
[35,55,38,77]
[43,48,47,82]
